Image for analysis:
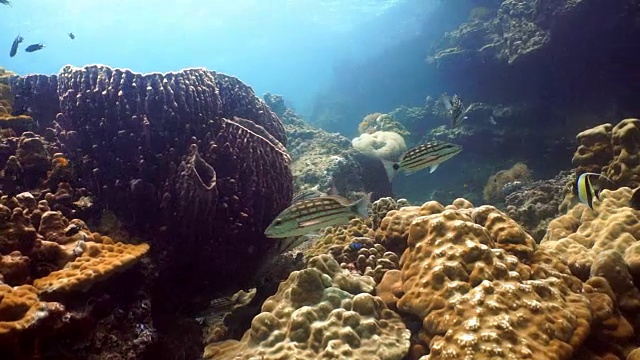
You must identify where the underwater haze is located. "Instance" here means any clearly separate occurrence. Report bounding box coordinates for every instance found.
[1,0,435,114]
[5,0,640,359]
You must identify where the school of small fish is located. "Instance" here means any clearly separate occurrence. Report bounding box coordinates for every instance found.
[4,3,74,58]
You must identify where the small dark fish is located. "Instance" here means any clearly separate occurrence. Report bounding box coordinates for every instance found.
[68,32,75,40]
[576,172,617,209]
[383,141,463,181]
[630,188,640,210]
[25,43,45,53]
[0,0,11,6]
[64,224,82,236]
[9,34,23,57]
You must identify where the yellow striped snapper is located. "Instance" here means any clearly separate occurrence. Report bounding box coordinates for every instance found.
[291,189,326,203]
[576,172,616,209]
[265,193,371,238]
[442,94,473,128]
[383,141,462,181]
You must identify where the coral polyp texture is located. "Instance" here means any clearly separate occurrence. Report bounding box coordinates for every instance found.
[374,200,591,359]
[9,64,293,282]
[204,254,410,360]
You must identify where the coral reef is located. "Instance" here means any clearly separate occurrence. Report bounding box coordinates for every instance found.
[357,112,410,137]
[561,119,640,211]
[483,162,533,204]
[10,65,293,288]
[274,98,393,200]
[504,170,572,242]
[430,0,590,65]
[204,255,410,359]
[541,187,640,282]
[0,67,36,134]
[0,151,151,357]
[351,131,407,162]
[370,196,410,230]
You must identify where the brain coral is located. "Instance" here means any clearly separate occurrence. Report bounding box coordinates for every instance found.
[9,65,293,284]
[205,254,410,359]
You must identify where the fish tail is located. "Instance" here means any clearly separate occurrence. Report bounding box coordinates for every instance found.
[353,192,372,219]
[381,159,399,182]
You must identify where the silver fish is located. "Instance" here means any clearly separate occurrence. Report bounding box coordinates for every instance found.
[383,141,462,181]
[265,193,371,238]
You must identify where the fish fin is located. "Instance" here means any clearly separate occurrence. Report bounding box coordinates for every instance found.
[381,159,400,182]
[350,192,372,219]
[631,187,640,210]
[327,179,339,196]
[429,163,440,173]
[275,235,308,254]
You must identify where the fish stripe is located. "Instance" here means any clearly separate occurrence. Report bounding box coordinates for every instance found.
[401,147,460,169]
[291,207,352,224]
[279,198,352,223]
[401,144,457,164]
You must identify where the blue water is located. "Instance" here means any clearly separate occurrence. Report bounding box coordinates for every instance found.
[1,0,435,114]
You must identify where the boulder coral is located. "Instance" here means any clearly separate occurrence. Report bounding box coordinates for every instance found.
[374,199,591,359]
[205,254,410,360]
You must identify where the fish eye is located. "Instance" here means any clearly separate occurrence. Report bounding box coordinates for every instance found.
[273,219,282,226]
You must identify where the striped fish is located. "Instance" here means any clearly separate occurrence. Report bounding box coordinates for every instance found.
[291,189,326,204]
[442,94,473,128]
[265,193,371,238]
[383,141,462,181]
[576,172,617,209]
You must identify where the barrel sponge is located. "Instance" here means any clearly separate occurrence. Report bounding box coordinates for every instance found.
[204,254,410,360]
[395,208,591,359]
[32,241,150,294]
[351,131,407,162]
[0,284,61,337]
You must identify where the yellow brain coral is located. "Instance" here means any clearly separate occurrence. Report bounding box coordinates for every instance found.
[33,241,150,294]
[205,254,410,360]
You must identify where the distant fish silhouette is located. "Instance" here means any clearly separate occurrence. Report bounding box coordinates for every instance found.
[25,43,45,53]
[0,0,11,7]
[9,34,23,57]
[68,32,75,40]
